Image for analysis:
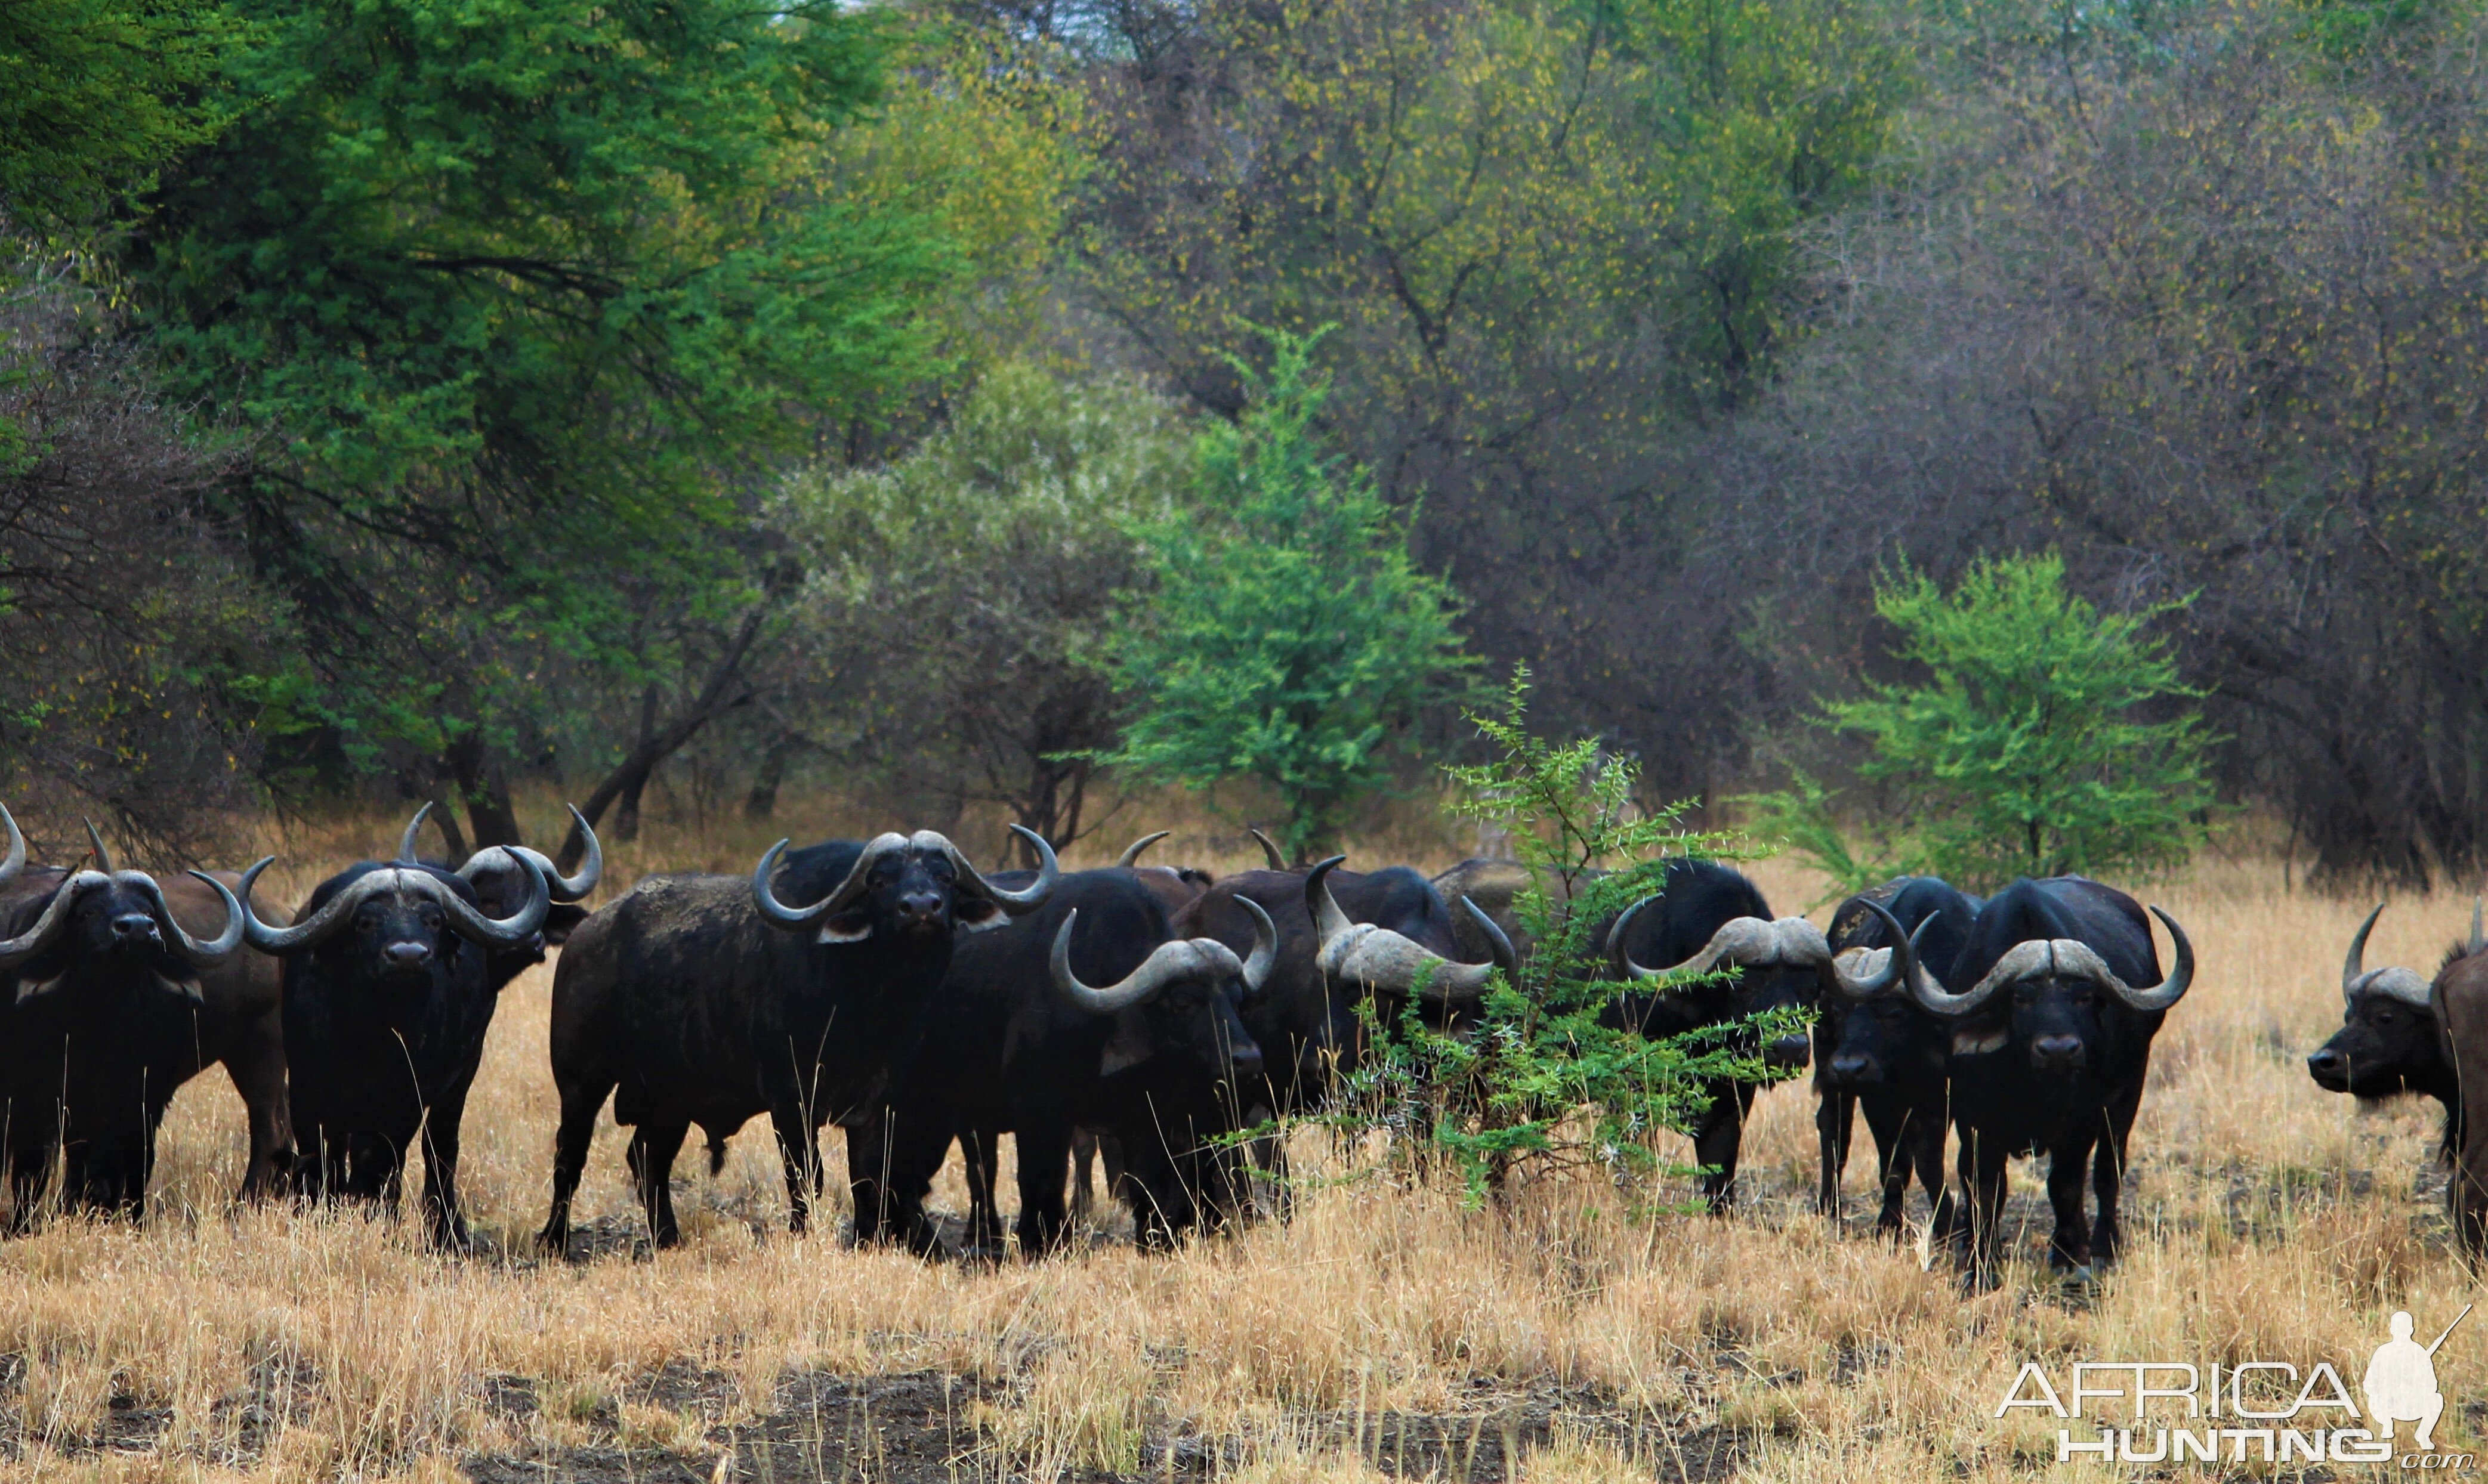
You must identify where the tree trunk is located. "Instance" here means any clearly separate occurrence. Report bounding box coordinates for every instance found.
[556,601,777,872]
[615,685,659,843]
[444,734,523,850]
[745,732,796,821]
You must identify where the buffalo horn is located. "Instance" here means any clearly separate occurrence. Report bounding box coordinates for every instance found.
[1911,912,2196,1018]
[2342,903,2435,1009]
[1049,909,1251,1015]
[1237,897,1277,997]
[1250,828,1287,871]
[753,832,906,941]
[1307,857,1499,1006]
[940,826,1058,915]
[397,801,436,864]
[1828,900,1936,1001]
[1116,831,1171,870]
[84,818,113,873]
[2472,897,2484,957]
[141,870,251,966]
[1608,902,1832,984]
[244,858,547,955]
[1458,896,1518,985]
[461,803,602,902]
[0,868,109,969]
[0,802,22,888]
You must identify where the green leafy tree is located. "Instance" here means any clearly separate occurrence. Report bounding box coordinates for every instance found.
[1339,671,1779,1202]
[1761,554,2217,891]
[120,0,959,843]
[1094,327,1471,860]
[0,0,238,237]
[777,363,1194,856]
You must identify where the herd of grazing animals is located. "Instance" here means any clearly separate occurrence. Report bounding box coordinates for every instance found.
[0,794,2481,1287]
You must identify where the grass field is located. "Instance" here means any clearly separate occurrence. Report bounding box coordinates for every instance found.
[0,803,2474,1482]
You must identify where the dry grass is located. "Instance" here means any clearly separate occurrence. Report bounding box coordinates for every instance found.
[1,799,2477,1481]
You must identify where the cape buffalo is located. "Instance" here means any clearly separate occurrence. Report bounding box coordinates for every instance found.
[0,812,269,1225]
[1814,877,1981,1235]
[850,867,1273,1257]
[238,807,568,1248]
[539,827,1057,1254]
[1607,860,1910,1212]
[2308,903,2464,1159]
[2425,907,2488,1254]
[1894,877,2194,1284]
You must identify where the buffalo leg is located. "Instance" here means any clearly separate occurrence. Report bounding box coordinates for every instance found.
[539,1074,615,1257]
[291,1119,330,1207]
[1069,1129,1098,1226]
[626,1117,692,1248]
[1693,1081,1757,1213]
[844,1117,896,1246]
[769,1100,821,1236]
[1815,1088,1853,1220]
[962,1127,1005,1255]
[6,1090,63,1231]
[419,1069,479,1251]
[223,1013,294,1204]
[2091,1080,2143,1266]
[2044,1131,2099,1272]
[1859,1095,1913,1236]
[1014,1123,1074,1258]
[1959,1127,2010,1288]
[1906,1102,1958,1238]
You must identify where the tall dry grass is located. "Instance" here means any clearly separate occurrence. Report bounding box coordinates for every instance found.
[0,799,2476,1481]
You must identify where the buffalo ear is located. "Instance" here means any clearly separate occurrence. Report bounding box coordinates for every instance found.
[1098,1021,1151,1080]
[952,896,1010,934]
[817,910,875,945]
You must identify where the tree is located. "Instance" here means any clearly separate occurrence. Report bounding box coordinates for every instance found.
[1341,671,1772,1201]
[0,0,237,237]
[1093,327,1472,861]
[1788,554,2216,891]
[122,0,959,845]
[776,363,1194,858]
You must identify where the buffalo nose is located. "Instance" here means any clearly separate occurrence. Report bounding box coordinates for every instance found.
[1228,1042,1266,1081]
[897,891,943,922]
[1767,1033,1811,1070]
[109,913,160,944]
[2307,1047,2347,1083]
[1828,1052,1878,1086]
[384,940,434,969]
[2031,1034,2085,1070]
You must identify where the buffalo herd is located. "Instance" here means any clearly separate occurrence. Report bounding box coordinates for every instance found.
[0,795,2482,1285]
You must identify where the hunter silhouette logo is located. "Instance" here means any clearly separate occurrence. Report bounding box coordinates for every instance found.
[1998,1304,2474,1468]
[2366,1306,2467,1452]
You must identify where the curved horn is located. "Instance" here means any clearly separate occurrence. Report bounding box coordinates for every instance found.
[397,802,434,864]
[2344,903,2387,1007]
[242,865,390,954]
[462,806,602,904]
[1049,909,1246,1015]
[140,869,249,966]
[83,818,113,874]
[1830,899,1925,1000]
[937,826,1058,913]
[1609,905,1780,984]
[1907,940,2049,1018]
[1308,857,1497,1006]
[1249,828,1287,871]
[426,855,549,948]
[2472,897,2484,957]
[0,803,22,890]
[1459,896,1517,985]
[1237,896,1277,997]
[752,833,903,937]
[944,827,1057,914]
[0,870,108,970]
[2098,907,2196,1012]
[1116,831,1171,870]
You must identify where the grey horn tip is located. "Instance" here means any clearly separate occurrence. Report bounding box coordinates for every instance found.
[1115,830,1171,870]
[83,818,112,874]
[1250,828,1287,871]
[398,802,434,865]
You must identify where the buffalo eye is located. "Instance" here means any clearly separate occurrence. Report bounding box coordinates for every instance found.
[2374,1007,2396,1024]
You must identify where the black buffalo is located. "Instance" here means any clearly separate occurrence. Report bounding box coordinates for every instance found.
[539,827,1057,1254]
[1607,860,1908,1211]
[1895,876,2194,1284]
[2307,903,2465,1158]
[850,866,1272,1257]
[0,813,268,1224]
[238,807,572,1248]
[1814,877,1981,1236]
